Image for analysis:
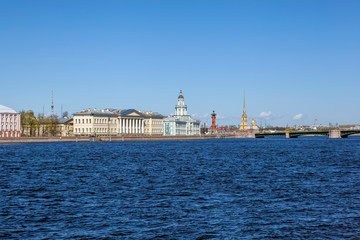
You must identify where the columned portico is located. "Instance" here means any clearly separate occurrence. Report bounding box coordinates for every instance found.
[126,119,128,133]
[131,119,133,133]
[141,119,144,134]
[115,109,146,135]
[119,118,122,134]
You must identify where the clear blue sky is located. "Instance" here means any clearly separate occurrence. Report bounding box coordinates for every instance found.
[1,0,359,127]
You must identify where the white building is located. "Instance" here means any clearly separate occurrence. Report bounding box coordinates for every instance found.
[117,109,145,135]
[163,91,201,136]
[0,105,21,137]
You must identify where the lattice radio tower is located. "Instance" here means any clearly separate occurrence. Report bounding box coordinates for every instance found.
[51,90,54,118]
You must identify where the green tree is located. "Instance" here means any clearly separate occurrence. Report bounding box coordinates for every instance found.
[49,115,60,136]
[20,110,38,136]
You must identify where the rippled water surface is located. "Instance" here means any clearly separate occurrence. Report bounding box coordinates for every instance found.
[1,137,360,239]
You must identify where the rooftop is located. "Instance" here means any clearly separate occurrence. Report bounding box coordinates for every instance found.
[0,105,17,114]
[140,111,164,118]
[73,108,116,116]
[59,117,73,124]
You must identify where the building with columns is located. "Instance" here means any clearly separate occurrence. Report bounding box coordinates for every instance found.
[0,105,21,137]
[239,91,248,130]
[163,91,201,136]
[116,109,145,135]
[73,108,146,136]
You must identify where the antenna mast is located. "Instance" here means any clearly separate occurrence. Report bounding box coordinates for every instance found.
[51,90,54,118]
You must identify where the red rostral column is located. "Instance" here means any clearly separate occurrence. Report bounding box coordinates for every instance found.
[211,111,216,130]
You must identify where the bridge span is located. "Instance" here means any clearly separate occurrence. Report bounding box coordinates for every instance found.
[255,129,360,139]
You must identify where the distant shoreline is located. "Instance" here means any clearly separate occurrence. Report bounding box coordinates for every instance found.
[1,133,359,144]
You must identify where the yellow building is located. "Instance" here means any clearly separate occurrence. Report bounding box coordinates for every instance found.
[239,91,248,130]
[73,108,146,136]
[250,118,258,130]
[73,109,118,136]
[141,111,164,135]
[58,117,73,136]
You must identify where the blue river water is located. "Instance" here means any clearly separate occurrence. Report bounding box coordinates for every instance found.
[1,137,360,239]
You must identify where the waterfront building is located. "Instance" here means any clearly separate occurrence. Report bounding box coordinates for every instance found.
[250,118,258,130]
[339,124,359,130]
[239,91,248,130]
[116,109,145,135]
[73,108,146,136]
[58,117,73,136]
[0,105,21,137]
[163,91,201,136]
[141,111,164,135]
[73,109,118,136]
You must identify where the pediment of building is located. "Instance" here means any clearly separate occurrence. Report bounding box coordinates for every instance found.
[128,112,140,116]
[120,109,144,118]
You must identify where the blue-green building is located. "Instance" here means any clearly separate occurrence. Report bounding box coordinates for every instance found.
[163,91,201,136]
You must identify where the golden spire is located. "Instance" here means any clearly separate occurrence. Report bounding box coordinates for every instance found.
[240,90,248,130]
[243,90,246,113]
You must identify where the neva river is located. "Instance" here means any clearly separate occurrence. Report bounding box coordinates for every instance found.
[1,137,360,239]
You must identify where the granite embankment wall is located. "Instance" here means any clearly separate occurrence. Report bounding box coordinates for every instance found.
[2,132,357,144]
[0,132,257,144]
[0,136,225,144]
[0,137,91,144]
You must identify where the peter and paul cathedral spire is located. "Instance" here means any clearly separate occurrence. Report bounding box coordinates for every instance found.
[243,90,246,113]
[240,90,248,130]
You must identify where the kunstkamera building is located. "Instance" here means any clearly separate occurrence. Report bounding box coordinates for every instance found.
[163,91,200,136]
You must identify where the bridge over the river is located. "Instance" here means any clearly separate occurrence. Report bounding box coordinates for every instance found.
[255,129,360,139]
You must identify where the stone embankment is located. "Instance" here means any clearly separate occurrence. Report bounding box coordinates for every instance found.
[0,132,257,144]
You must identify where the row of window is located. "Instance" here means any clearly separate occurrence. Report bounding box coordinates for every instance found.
[75,118,126,124]
[74,127,166,134]
[75,118,93,124]
[75,118,164,125]
[75,128,117,133]
[145,129,162,133]
[0,131,20,137]
[0,125,18,131]
[0,118,19,123]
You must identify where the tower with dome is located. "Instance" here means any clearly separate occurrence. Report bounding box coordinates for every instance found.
[163,91,201,136]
